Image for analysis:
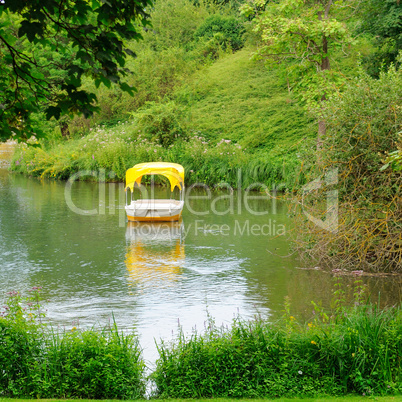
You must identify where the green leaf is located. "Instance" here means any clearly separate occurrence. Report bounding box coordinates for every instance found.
[18,21,43,42]
[45,106,61,120]
[119,82,136,96]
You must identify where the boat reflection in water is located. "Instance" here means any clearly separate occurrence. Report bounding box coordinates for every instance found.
[125,221,185,291]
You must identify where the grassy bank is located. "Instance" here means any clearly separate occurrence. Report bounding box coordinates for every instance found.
[1,287,401,399]
[10,124,306,189]
[153,303,402,398]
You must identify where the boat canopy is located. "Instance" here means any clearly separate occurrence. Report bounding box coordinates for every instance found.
[125,162,185,192]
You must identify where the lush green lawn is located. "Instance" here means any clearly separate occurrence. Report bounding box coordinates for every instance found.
[1,397,402,402]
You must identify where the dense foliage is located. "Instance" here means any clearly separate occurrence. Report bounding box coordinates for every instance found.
[0,289,145,398]
[153,289,402,398]
[359,0,402,77]
[0,0,152,141]
[10,0,313,190]
[240,0,354,113]
[0,318,43,396]
[194,14,246,51]
[297,65,402,272]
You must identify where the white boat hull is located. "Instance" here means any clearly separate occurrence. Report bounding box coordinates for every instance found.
[125,199,184,222]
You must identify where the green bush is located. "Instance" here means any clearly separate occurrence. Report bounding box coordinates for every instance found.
[43,326,145,399]
[194,14,245,51]
[0,319,43,397]
[0,289,145,399]
[358,0,402,77]
[152,302,402,398]
[132,101,188,147]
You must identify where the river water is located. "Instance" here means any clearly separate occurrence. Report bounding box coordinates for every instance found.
[0,168,401,364]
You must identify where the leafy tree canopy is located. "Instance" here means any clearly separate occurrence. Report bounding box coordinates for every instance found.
[240,0,354,105]
[194,14,245,51]
[0,0,152,142]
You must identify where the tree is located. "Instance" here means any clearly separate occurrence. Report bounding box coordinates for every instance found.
[0,0,152,142]
[240,0,354,149]
[359,0,402,77]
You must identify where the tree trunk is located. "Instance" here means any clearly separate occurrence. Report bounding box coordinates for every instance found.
[321,35,330,71]
[60,122,70,138]
[317,33,330,155]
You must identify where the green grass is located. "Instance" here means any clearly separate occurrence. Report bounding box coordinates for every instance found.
[179,49,314,151]
[152,300,402,398]
[1,397,402,402]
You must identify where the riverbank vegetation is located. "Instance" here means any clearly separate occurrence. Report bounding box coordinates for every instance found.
[153,288,402,398]
[1,285,401,399]
[9,0,345,188]
[1,398,402,402]
[0,288,145,399]
[11,48,314,188]
[294,66,402,273]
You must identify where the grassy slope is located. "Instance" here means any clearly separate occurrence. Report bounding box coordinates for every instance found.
[181,48,314,152]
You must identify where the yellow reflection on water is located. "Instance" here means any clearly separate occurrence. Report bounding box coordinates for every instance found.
[125,221,185,290]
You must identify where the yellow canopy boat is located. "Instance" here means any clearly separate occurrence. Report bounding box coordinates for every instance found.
[125,162,185,222]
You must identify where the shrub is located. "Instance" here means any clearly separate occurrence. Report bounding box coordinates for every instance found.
[43,326,145,399]
[152,300,402,398]
[295,65,402,272]
[0,289,46,397]
[0,319,43,397]
[194,15,245,51]
[0,289,145,399]
[132,101,188,147]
